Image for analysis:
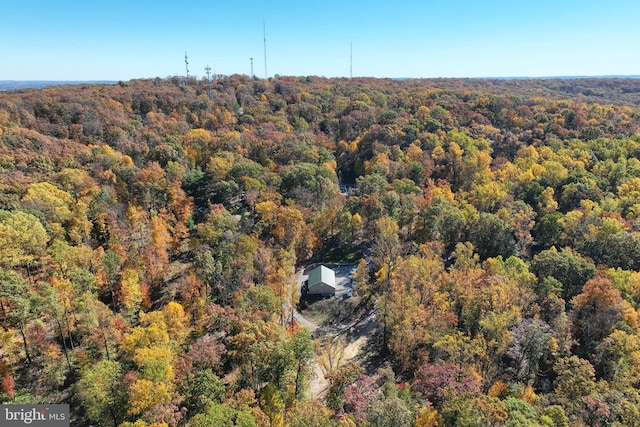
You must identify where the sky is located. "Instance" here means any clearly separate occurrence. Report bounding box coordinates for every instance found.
[2,0,640,81]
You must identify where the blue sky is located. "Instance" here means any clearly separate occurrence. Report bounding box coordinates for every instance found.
[3,0,640,80]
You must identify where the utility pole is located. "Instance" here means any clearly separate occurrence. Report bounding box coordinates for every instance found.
[205,65,212,98]
[250,57,254,78]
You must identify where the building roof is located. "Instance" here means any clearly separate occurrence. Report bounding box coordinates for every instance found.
[308,265,336,289]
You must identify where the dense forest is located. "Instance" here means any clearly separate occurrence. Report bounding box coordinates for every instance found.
[2,75,640,426]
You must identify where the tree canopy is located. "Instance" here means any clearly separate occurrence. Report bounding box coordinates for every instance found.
[2,75,640,426]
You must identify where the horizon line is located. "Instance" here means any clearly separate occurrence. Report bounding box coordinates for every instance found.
[2,74,640,90]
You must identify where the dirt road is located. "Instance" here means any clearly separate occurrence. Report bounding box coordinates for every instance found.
[294,307,376,399]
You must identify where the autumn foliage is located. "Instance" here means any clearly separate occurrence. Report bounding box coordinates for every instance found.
[2,75,640,425]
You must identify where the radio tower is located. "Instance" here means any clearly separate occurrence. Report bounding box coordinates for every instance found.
[350,42,353,79]
[184,52,190,78]
[205,65,212,98]
[250,58,254,78]
[263,20,268,79]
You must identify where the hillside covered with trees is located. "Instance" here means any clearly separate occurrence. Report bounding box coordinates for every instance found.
[2,75,640,426]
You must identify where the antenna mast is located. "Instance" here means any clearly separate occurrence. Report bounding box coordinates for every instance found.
[263,19,268,79]
[205,65,212,98]
[350,42,353,79]
[184,51,189,78]
[250,58,254,78]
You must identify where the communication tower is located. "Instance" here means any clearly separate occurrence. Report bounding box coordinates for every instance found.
[263,20,268,79]
[350,42,353,79]
[205,65,212,98]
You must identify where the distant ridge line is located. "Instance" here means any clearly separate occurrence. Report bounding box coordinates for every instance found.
[485,75,640,80]
[3,75,640,91]
[393,75,640,81]
[0,81,118,91]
